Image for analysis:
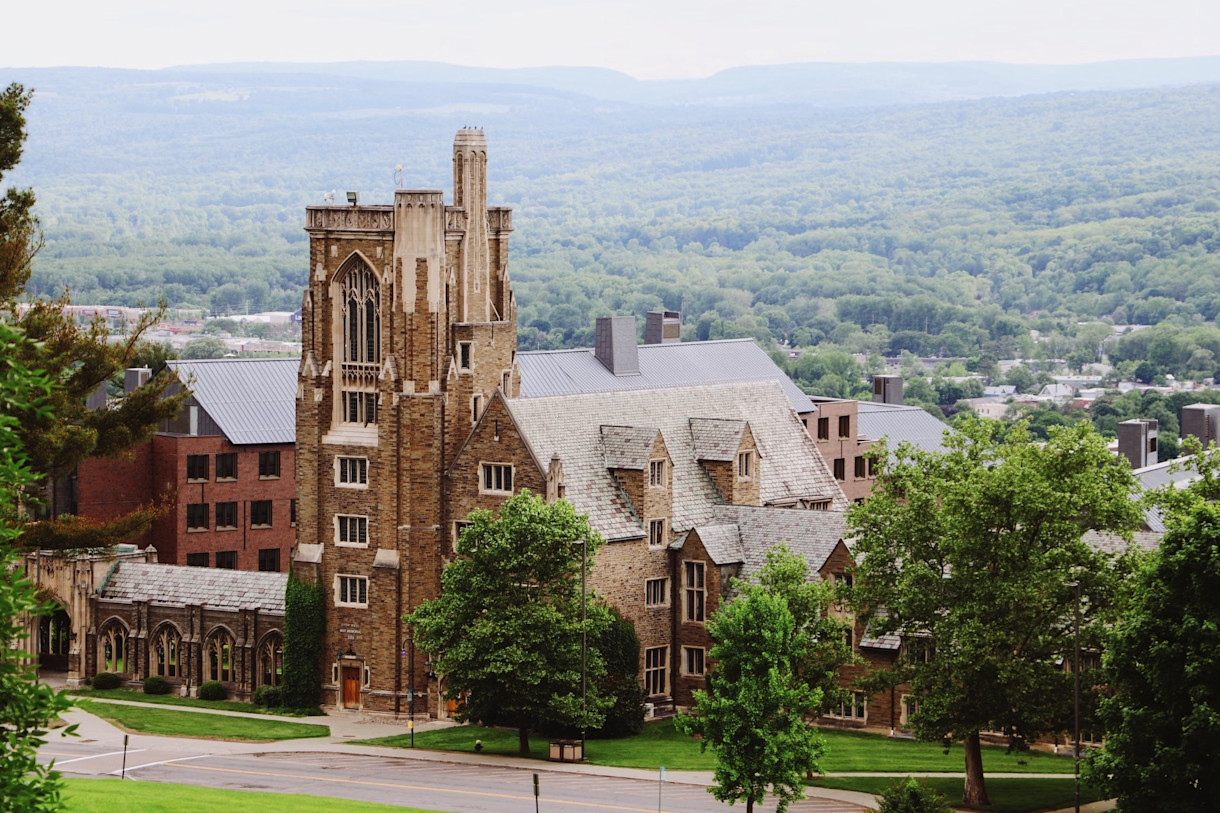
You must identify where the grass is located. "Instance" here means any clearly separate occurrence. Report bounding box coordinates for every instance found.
[76,700,330,742]
[813,776,1104,813]
[63,778,444,812]
[356,719,1074,774]
[68,688,322,716]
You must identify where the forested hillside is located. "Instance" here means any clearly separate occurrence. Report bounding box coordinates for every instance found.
[6,65,1220,382]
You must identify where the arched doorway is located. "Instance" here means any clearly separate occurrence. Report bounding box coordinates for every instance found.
[39,608,71,671]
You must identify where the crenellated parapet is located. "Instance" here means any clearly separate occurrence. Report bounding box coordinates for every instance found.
[305,206,394,233]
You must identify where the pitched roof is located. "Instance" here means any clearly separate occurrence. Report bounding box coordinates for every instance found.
[97,562,287,613]
[601,425,660,470]
[856,401,948,454]
[689,418,746,462]
[713,504,848,580]
[505,382,848,542]
[517,338,816,414]
[687,523,745,566]
[166,358,298,445]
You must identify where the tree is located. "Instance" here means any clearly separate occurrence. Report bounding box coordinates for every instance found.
[1086,501,1220,811]
[678,588,824,813]
[406,491,610,754]
[848,417,1141,807]
[0,319,75,812]
[180,336,230,359]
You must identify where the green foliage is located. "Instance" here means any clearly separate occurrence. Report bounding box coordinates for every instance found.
[589,606,645,738]
[141,676,170,695]
[678,589,824,813]
[252,685,282,708]
[180,336,230,360]
[877,778,954,813]
[848,416,1141,806]
[89,672,120,690]
[407,491,611,754]
[1087,499,1220,810]
[282,572,325,710]
[197,681,227,701]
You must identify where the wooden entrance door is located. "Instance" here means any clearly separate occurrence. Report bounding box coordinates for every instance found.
[342,666,361,708]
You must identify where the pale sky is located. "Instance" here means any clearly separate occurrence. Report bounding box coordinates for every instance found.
[8,0,1220,79]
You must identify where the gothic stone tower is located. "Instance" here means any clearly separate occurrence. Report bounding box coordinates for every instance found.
[294,129,517,714]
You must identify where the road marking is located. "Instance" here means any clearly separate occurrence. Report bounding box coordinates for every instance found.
[111,755,207,775]
[53,748,146,766]
[173,762,675,812]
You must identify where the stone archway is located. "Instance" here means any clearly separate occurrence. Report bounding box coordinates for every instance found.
[38,605,72,671]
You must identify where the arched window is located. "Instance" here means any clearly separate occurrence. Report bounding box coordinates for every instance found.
[99,622,127,674]
[39,609,71,656]
[153,625,182,678]
[258,633,283,688]
[206,629,236,683]
[339,258,380,424]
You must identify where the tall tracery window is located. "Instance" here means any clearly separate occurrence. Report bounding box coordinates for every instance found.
[340,258,380,425]
[99,623,127,674]
[258,634,283,687]
[207,629,236,683]
[153,625,182,678]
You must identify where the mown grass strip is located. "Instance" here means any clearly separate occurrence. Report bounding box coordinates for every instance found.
[63,778,444,812]
[68,688,322,716]
[77,699,329,742]
[812,775,1104,813]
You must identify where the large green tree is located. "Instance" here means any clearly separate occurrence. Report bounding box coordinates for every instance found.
[679,588,825,813]
[848,417,1141,807]
[406,491,611,754]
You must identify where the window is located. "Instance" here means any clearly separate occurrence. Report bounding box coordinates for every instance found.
[648,518,667,549]
[905,638,936,664]
[259,548,281,572]
[833,458,846,481]
[645,577,668,607]
[343,391,377,425]
[337,456,368,487]
[340,258,380,425]
[471,394,482,424]
[186,503,209,531]
[480,463,513,494]
[259,450,281,478]
[830,691,867,720]
[215,501,237,529]
[215,453,237,480]
[153,626,181,678]
[834,571,854,588]
[258,634,283,687]
[867,457,878,477]
[502,371,510,391]
[684,561,706,622]
[207,630,235,682]
[336,514,369,547]
[336,575,369,607]
[900,694,920,726]
[100,624,126,674]
[838,415,851,438]
[215,550,237,569]
[186,454,209,482]
[737,451,752,479]
[290,498,298,526]
[683,646,706,676]
[453,521,473,553]
[644,646,668,696]
[186,552,209,567]
[854,456,866,479]
[649,459,667,488]
[816,417,829,440]
[458,341,472,371]
[843,625,854,650]
[250,500,272,527]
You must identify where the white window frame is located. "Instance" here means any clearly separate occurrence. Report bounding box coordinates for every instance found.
[335,456,369,489]
[334,514,370,547]
[480,462,514,495]
[737,450,752,479]
[684,560,706,623]
[649,459,667,488]
[335,574,369,608]
[682,646,706,676]
[829,690,868,721]
[453,520,473,553]
[458,341,472,372]
[648,518,666,549]
[644,646,668,697]
[644,577,669,607]
[900,693,920,727]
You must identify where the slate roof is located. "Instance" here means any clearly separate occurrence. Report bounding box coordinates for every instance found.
[517,339,816,415]
[601,426,660,470]
[166,358,298,445]
[687,523,745,566]
[689,418,746,462]
[97,562,287,613]
[856,401,948,454]
[712,504,849,580]
[505,382,848,542]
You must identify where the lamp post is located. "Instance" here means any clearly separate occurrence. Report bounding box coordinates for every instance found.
[1069,580,1081,813]
[403,635,416,748]
[573,539,587,760]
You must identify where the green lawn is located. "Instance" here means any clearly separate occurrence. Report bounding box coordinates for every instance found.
[355,719,1074,774]
[813,776,1103,813]
[64,778,444,812]
[68,688,322,716]
[77,700,330,742]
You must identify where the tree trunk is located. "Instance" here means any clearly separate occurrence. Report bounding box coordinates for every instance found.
[962,730,990,807]
[518,721,530,755]
[745,797,753,813]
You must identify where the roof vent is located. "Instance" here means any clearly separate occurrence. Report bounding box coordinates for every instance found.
[1118,418,1159,469]
[594,316,640,377]
[873,375,903,404]
[644,310,681,345]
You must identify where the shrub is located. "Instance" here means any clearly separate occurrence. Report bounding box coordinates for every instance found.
[252,685,282,708]
[91,672,122,690]
[878,778,953,813]
[198,681,228,701]
[142,676,171,695]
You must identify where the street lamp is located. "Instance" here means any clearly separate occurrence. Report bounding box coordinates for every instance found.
[1068,580,1081,813]
[403,635,416,748]
[572,539,588,760]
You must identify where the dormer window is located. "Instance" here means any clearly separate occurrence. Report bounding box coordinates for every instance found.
[649,459,667,488]
[737,451,753,479]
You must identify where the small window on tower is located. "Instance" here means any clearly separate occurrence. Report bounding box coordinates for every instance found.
[458,342,472,372]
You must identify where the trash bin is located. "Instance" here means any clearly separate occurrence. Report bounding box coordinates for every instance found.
[548,739,583,762]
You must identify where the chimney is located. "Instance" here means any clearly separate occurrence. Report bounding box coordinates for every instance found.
[644,310,681,345]
[1118,418,1159,469]
[1181,403,1220,450]
[86,381,108,411]
[125,367,151,394]
[873,375,903,405]
[594,316,640,376]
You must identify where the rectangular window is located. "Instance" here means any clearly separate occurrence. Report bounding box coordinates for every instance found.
[453,520,473,552]
[337,456,369,487]
[290,498,298,526]
[648,518,667,549]
[215,453,237,480]
[644,646,668,696]
[844,625,854,650]
[215,550,237,569]
[838,415,851,438]
[336,575,369,607]
[258,548,281,572]
[867,457,877,477]
[684,561,706,622]
[816,417,829,440]
[645,577,669,607]
[835,571,854,588]
[649,459,667,488]
[502,371,510,392]
[683,646,706,676]
[336,514,369,547]
[830,691,867,720]
[458,341,472,372]
[215,501,237,529]
[250,500,273,527]
[737,451,752,479]
[471,395,482,424]
[854,456,866,479]
[901,694,920,726]
[833,458,846,481]
[480,463,514,494]
[343,391,377,424]
[259,450,281,478]
[186,552,209,567]
[186,454,209,482]
[186,503,209,531]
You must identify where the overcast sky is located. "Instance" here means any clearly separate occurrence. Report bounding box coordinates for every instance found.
[8,0,1220,79]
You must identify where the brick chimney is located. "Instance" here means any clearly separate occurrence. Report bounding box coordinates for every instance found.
[594,316,640,376]
[1118,419,1159,469]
